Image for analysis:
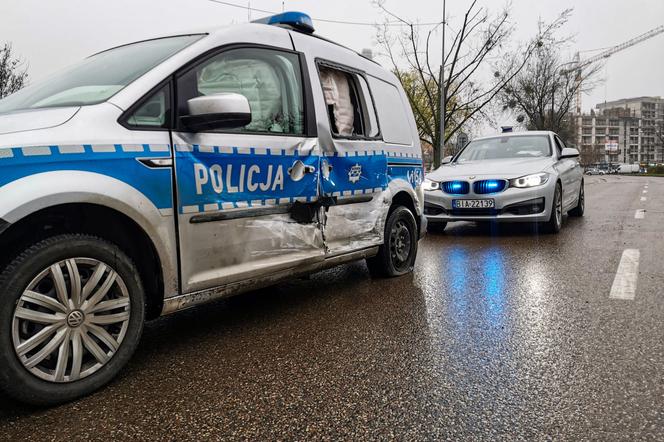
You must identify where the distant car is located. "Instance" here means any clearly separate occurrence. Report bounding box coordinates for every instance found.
[423,131,584,234]
[585,168,605,175]
[616,164,640,173]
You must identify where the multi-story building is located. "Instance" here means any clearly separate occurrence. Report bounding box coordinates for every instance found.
[575,96,664,165]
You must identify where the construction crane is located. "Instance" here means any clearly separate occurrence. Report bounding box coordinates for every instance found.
[568,25,664,114]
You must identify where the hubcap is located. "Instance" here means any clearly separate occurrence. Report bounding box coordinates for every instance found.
[11,258,131,383]
[390,220,412,266]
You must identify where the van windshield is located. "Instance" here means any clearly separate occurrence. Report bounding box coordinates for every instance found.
[0,34,203,115]
[455,135,551,162]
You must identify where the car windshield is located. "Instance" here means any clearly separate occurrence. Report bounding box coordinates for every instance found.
[0,35,203,115]
[455,135,551,162]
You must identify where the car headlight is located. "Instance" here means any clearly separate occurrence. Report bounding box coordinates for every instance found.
[510,172,549,188]
[422,178,440,191]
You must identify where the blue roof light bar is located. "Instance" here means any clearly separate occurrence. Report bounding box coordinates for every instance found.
[252,11,315,34]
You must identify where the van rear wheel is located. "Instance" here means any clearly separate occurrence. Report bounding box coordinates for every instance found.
[0,234,145,406]
[367,206,418,277]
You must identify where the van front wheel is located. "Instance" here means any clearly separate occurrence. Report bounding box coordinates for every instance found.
[367,206,418,277]
[0,234,145,406]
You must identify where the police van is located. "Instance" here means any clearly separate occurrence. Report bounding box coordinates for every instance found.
[0,12,425,404]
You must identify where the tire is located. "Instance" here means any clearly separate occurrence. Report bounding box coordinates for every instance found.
[426,221,447,234]
[568,181,585,217]
[0,234,145,406]
[366,206,419,277]
[540,182,563,234]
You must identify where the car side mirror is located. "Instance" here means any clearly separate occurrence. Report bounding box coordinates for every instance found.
[180,93,251,132]
[441,155,453,164]
[560,147,580,159]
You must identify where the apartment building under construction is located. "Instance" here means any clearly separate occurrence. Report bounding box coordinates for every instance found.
[575,96,664,165]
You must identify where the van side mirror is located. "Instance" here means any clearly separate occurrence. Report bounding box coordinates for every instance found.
[441,155,453,164]
[180,93,251,132]
[560,147,580,159]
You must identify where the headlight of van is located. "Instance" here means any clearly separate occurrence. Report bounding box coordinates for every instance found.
[422,178,440,191]
[509,172,549,188]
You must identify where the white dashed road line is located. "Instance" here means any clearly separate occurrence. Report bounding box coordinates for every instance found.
[635,209,645,219]
[643,190,648,194]
[610,249,640,300]
[641,197,647,202]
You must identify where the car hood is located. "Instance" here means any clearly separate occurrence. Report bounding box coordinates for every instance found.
[0,107,80,135]
[426,157,554,181]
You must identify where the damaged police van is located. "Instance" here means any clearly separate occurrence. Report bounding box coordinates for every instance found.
[0,12,425,404]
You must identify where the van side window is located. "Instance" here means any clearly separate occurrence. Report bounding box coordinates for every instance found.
[177,47,304,135]
[125,84,171,129]
[367,76,414,145]
[318,66,378,139]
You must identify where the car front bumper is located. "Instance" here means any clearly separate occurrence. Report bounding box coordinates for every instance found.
[424,181,556,224]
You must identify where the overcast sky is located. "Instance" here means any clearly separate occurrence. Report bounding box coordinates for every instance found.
[3,0,663,134]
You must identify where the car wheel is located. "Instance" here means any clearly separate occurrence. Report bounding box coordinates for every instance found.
[367,206,418,277]
[540,182,563,234]
[426,221,447,234]
[0,234,145,406]
[568,182,585,217]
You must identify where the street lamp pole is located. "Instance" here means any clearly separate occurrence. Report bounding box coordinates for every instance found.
[437,0,446,166]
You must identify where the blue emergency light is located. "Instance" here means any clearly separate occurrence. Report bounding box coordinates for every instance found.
[252,11,315,34]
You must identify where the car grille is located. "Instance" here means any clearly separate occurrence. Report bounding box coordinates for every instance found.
[473,179,507,194]
[451,208,499,216]
[442,181,470,194]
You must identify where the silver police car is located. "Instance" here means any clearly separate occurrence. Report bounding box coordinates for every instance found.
[423,131,584,233]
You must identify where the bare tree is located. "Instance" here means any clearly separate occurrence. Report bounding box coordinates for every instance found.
[498,22,602,144]
[375,1,569,166]
[0,43,28,99]
[579,143,605,167]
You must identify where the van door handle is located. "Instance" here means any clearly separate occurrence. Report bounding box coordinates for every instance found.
[288,160,316,181]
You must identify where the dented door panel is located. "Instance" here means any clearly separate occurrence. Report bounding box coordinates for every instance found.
[173,132,324,293]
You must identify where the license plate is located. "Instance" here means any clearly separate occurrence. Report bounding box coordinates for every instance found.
[453,199,495,209]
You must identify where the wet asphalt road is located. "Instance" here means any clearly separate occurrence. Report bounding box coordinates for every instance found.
[1,175,663,441]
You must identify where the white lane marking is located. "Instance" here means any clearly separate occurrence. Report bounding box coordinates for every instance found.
[641,197,647,202]
[635,209,645,219]
[610,249,640,300]
[643,190,648,194]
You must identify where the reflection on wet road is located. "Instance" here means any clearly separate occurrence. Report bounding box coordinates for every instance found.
[1,175,663,440]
